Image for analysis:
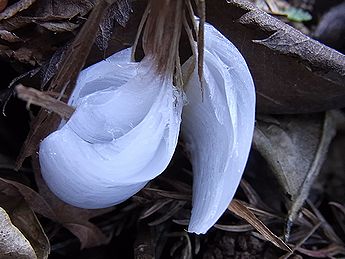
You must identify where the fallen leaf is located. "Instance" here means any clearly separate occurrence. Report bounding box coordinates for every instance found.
[0,0,37,21]
[0,177,57,220]
[0,30,21,42]
[228,199,292,252]
[0,169,111,249]
[206,0,345,113]
[0,206,37,259]
[0,0,7,12]
[37,21,79,32]
[284,7,312,22]
[95,0,131,53]
[31,0,94,21]
[253,111,337,236]
[1,199,50,259]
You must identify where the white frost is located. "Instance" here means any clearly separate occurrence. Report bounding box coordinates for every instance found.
[182,23,255,234]
[38,22,255,234]
[39,49,184,208]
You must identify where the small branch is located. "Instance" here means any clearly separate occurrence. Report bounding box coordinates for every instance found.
[15,84,75,120]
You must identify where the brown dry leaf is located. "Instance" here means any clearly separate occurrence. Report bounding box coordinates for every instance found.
[0,177,57,220]
[0,0,37,21]
[32,0,94,21]
[1,199,50,259]
[0,171,111,249]
[206,0,345,113]
[228,199,292,252]
[0,30,58,66]
[0,30,21,42]
[95,0,131,52]
[37,21,79,32]
[0,0,8,12]
[0,207,37,259]
[0,15,29,31]
[253,112,337,235]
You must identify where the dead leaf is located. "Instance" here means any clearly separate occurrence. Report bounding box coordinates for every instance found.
[95,0,131,53]
[86,0,146,66]
[0,177,57,221]
[253,111,337,236]
[228,199,292,252]
[0,207,37,259]
[39,44,70,89]
[0,168,111,249]
[37,21,79,32]
[31,0,94,21]
[0,0,37,21]
[206,0,345,113]
[1,199,50,259]
[0,30,21,42]
[0,0,8,12]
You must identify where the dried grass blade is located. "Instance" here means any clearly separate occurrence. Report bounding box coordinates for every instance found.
[280,221,322,259]
[148,201,186,226]
[15,84,75,119]
[214,223,254,232]
[329,202,345,238]
[228,199,292,252]
[140,199,172,219]
[144,188,192,201]
[296,244,345,258]
[307,200,343,244]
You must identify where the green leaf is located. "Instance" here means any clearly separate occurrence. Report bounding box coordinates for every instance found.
[284,7,312,22]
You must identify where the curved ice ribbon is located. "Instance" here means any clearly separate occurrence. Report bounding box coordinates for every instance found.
[182,23,255,234]
[39,48,184,208]
[39,22,255,234]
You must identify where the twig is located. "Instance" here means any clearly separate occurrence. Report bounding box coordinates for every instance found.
[15,84,74,120]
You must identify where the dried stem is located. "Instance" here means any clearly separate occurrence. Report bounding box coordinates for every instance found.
[15,84,74,120]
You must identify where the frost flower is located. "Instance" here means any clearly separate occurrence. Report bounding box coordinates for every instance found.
[39,22,255,234]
